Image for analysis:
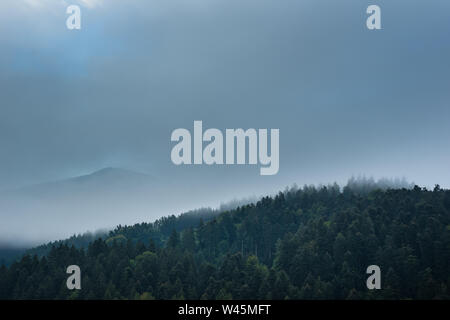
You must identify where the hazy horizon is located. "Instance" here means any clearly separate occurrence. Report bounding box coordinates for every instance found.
[0,167,417,248]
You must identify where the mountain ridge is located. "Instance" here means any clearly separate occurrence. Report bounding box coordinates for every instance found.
[1,167,155,197]
[1,182,449,299]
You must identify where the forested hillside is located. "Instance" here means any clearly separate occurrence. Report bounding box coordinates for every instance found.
[25,203,249,259]
[1,199,253,266]
[1,183,449,299]
[0,248,27,267]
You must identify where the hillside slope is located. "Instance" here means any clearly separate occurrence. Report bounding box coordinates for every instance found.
[1,184,449,299]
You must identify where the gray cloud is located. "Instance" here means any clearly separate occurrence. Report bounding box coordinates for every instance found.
[0,0,449,242]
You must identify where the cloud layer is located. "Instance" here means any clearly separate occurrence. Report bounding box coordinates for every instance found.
[0,0,449,242]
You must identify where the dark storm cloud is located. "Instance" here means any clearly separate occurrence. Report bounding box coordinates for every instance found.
[0,0,449,242]
[1,0,449,186]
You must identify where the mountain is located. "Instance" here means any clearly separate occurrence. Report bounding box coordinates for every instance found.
[0,171,255,265]
[0,168,177,245]
[1,183,449,299]
[3,167,155,198]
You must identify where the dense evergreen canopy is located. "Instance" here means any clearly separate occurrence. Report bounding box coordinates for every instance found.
[1,182,449,299]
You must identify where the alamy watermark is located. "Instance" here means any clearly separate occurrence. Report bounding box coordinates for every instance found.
[66,265,81,290]
[366,5,382,30]
[366,265,381,290]
[66,5,81,30]
[65,4,381,31]
[171,121,279,175]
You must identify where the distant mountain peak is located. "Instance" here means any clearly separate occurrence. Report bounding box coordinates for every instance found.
[63,167,153,185]
[94,167,118,174]
[81,167,148,178]
[3,167,155,198]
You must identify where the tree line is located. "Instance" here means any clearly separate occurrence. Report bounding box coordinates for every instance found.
[1,182,449,299]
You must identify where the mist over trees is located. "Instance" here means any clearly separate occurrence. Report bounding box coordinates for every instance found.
[1,179,449,300]
[344,176,414,194]
[19,197,257,260]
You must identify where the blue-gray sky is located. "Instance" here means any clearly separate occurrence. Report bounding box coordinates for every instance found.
[0,0,449,243]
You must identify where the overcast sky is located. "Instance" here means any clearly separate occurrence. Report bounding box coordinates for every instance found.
[1,0,449,196]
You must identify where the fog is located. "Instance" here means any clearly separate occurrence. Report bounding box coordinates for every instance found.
[0,0,449,245]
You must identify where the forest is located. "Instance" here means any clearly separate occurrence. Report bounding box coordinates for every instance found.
[0,180,449,300]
